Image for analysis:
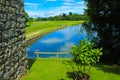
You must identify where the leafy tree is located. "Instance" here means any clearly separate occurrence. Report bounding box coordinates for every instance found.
[24,12,29,23]
[62,13,67,17]
[84,0,120,63]
[71,39,102,80]
[24,12,30,27]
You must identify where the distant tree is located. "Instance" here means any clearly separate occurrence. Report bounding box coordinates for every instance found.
[61,13,67,20]
[36,12,88,21]
[36,17,41,21]
[28,17,36,22]
[41,18,48,21]
[62,13,67,17]
[48,17,54,21]
[69,12,73,16]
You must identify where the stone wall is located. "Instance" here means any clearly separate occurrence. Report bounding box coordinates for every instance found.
[0,0,28,80]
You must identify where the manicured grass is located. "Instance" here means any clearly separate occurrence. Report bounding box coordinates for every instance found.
[25,21,83,40]
[21,59,71,80]
[90,64,120,80]
[21,59,120,80]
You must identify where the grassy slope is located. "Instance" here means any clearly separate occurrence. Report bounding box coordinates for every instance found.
[25,21,83,40]
[21,59,120,80]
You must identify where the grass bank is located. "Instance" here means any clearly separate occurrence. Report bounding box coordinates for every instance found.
[21,59,120,80]
[25,21,83,46]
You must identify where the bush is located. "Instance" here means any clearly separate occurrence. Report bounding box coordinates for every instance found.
[70,39,102,80]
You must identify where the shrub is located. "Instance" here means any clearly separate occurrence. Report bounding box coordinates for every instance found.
[71,39,102,80]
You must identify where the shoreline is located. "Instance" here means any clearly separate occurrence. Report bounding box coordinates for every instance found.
[26,26,69,47]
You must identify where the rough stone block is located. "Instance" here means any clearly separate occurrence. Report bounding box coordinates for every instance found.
[3,72,10,80]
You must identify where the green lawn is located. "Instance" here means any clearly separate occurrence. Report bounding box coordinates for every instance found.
[90,64,120,80]
[21,59,120,80]
[21,59,71,80]
[25,21,83,40]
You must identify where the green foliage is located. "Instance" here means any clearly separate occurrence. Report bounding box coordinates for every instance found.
[71,39,102,79]
[71,39,102,66]
[24,12,30,26]
[84,0,120,63]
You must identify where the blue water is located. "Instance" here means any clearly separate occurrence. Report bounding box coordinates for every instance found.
[27,25,87,58]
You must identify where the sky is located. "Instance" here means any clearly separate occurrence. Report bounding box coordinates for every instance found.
[24,0,86,18]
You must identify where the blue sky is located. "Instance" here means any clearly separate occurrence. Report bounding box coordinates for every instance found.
[24,0,86,18]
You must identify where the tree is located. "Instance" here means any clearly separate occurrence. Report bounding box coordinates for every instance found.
[24,12,30,27]
[84,0,120,63]
[69,12,73,16]
[71,39,102,80]
[24,12,29,23]
[61,13,67,20]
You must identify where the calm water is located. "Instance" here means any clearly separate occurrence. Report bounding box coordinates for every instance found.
[27,24,87,58]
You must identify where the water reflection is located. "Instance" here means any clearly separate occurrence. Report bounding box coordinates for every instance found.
[27,24,87,54]
[60,42,75,52]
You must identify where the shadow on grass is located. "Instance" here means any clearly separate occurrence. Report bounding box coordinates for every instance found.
[67,71,77,79]
[93,63,120,75]
[62,60,75,79]
[62,60,83,80]
[28,59,36,69]
[67,71,89,80]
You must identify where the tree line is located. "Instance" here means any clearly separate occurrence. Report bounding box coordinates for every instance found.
[24,12,89,22]
[37,12,88,21]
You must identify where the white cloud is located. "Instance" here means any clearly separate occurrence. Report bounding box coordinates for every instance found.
[63,1,85,7]
[46,0,57,1]
[25,3,40,6]
[63,2,73,6]
[76,1,85,6]
[26,10,57,18]
[64,0,75,2]
[25,3,40,10]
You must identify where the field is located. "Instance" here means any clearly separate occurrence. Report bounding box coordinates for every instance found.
[21,59,120,80]
[25,21,83,40]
